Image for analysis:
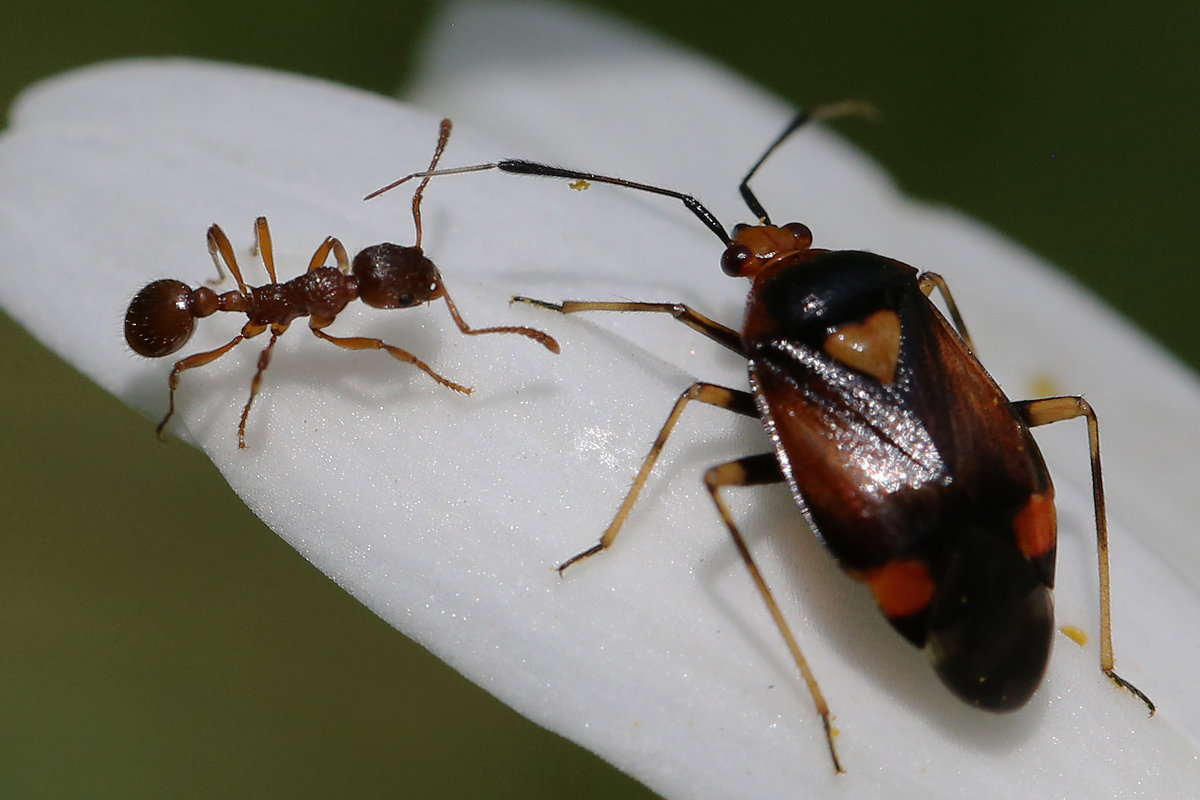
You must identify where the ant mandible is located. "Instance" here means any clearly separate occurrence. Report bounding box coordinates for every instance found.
[124,119,560,448]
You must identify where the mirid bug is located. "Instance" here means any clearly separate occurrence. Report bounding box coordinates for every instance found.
[368,106,1154,771]
[125,119,559,448]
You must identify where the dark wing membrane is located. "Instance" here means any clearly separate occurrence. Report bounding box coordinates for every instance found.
[749,278,1052,572]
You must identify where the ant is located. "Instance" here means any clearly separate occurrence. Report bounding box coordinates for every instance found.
[124,119,559,448]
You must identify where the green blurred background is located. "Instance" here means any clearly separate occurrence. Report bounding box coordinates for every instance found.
[2,1,1196,797]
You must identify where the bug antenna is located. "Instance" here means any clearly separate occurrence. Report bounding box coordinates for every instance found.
[410,118,455,249]
[365,128,735,245]
[739,101,879,224]
[494,160,732,245]
[365,163,501,201]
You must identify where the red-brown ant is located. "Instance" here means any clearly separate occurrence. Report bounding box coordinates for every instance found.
[124,119,559,448]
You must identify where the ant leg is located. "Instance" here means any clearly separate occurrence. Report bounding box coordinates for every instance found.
[309,320,472,395]
[207,224,250,294]
[307,236,350,273]
[559,382,758,571]
[236,330,282,449]
[437,284,560,353]
[252,217,279,283]
[1013,395,1155,715]
[157,334,245,441]
[513,296,743,355]
[704,452,842,774]
[918,273,976,353]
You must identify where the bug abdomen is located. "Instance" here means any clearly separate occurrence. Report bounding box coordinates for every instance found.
[926,524,1055,709]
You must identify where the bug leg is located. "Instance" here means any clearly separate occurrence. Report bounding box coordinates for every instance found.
[156,334,245,441]
[918,272,976,353]
[513,297,744,355]
[309,321,472,395]
[704,452,842,773]
[559,382,757,572]
[433,285,560,353]
[1014,395,1155,715]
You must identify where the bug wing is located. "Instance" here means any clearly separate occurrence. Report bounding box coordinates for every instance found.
[749,274,1054,575]
[748,264,1058,706]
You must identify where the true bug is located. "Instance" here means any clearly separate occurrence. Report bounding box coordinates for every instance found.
[368,106,1155,771]
[125,119,559,448]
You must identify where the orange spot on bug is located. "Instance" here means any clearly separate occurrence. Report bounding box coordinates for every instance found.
[824,309,901,383]
[1014,491,1057,560]
[856,559,935,619]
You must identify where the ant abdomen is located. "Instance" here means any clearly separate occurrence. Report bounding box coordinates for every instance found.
[125,279,218,357]
[353,243,439,308]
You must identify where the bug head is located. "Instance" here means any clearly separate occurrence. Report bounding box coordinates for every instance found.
[720,222,813,279]
[351,243,442,309]
[125,279,218,357]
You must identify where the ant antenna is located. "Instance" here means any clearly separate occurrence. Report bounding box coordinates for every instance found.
[411,118,453,249]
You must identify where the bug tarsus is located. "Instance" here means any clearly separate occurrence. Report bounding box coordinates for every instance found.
[821,716,845,775]
[1107,670,1156,716]
[512,295,565,313]
[556,543,604,575]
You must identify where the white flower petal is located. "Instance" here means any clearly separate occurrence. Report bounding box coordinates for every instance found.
[1,4,1197,800]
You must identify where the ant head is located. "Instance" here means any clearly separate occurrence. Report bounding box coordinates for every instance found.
[125,279,217,357]
[350,119,451,310]
[352,243,441,309]
[719,222,813,279]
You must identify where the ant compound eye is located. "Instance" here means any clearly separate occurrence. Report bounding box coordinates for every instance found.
[125,279,197,357]
[352,243,438,308]
[721,244,753,277]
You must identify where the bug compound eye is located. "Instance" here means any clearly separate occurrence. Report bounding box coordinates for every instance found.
[783,222,813,249]
[721,243,754,276]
